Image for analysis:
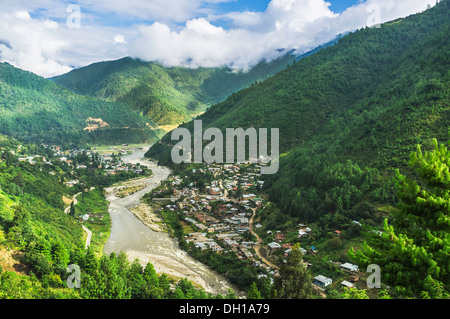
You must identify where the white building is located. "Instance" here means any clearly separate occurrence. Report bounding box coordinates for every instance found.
[313,275,333,289]
[268,242,281,250]
[340,263,359,273]
[341,280,356,289]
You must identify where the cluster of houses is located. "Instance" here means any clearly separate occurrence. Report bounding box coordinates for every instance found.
[152,162,271,269]
[313,262,361,290]
[42,144,145,176]
[13,144,147,189]
[100,153,145,176]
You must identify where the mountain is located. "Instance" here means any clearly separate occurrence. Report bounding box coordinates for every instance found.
[51,53,301,129]
[146,1,450,223]
[0,62,162,146]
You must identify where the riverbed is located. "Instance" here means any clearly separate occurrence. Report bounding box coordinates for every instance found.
[102,146,238,296]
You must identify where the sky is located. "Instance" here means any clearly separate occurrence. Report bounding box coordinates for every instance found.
[0,0,438,78]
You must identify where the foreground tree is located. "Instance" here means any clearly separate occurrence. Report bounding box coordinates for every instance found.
[246,282,262,299]
[273,243,313,299]
[350,138,450,297]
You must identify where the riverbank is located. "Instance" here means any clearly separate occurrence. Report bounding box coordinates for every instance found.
[130,203,167,233]
[103,145,239,296]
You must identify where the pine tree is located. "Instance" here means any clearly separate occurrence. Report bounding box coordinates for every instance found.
[143,262,159,287]
[350,138,450,297]
[273,243,313,299]
[246,282,262,299]
[69,202,76,217]
[51,239,70,269]
[83,246,98,274]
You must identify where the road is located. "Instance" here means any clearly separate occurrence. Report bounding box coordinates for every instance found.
[82,225,92,249]
[64,192,81,214]
[249,207,280,270]
[217,179,279,271]
[64,190,94,249]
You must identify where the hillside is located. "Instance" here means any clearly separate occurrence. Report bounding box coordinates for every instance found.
[0,63,163,146]
[0,135,225,299]
[147,2,450,223]
[51,54,301,127]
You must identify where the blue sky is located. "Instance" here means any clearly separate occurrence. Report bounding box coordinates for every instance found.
[28,0,365,28]
[206,0,364,29]
[213,0,362,14]
[0,0,437,77]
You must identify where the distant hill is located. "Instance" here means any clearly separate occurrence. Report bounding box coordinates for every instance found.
[51,54,302,127]
[146,1,450,223]
[0,62,163,146]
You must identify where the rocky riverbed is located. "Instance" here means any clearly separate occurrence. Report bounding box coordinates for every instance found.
[103,146,239,296]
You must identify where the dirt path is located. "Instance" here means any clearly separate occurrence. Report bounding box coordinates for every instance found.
[82,225,92,249]
[249,207,280,270]
[64,192,81,214]
[64,190,93,250]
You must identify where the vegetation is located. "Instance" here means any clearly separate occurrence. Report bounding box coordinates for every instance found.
[0,0,449,301]
[52,54,301,126]
[146,1,450,299]
[350,138,450,297]
[0,62,162,147]
[272,244,314,299]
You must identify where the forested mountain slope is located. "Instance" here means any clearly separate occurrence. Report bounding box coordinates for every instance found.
[51,54,300,126]
[0,135,225,299]
[147,1,450,223]
[0,63,162,146]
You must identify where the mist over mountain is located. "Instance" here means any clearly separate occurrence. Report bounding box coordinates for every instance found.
[51,53,300,127]
[147,1,450,223]
[0,0,449,302]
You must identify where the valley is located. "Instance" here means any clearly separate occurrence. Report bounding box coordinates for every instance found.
[0,0,449,302]
[102,146,239,296]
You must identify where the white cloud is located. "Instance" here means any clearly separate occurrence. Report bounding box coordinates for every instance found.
[0,0,439,77]
[15,11,32,21]
[129,0,437,70]
[0,9,132,77]
[114,34,127,44]
[0,11,72,78]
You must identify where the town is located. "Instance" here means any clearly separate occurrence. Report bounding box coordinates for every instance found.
[15,144,148,189]
[144,160,365,295]
[8,141,368,296]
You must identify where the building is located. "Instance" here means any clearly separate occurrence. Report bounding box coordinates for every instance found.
[298,230,308,238]
[195,242,207,250]
[268,242,281,250]
[340,263,359,273]
[313,275,333,289]
[341,280,356,289]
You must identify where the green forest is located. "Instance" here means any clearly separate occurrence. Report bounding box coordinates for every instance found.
[0,62,162,147]
[51,54,300,126]
[0,0,449,301]
[146,1,450,299]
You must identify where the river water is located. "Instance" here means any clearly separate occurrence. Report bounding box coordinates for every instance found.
[103,146,238,296]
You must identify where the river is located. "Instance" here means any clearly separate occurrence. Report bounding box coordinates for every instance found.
[102,146,239,296]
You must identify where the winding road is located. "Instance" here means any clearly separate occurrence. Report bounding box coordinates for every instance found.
[64,190,93,249]
[249,206,280,270]
[218,179,279,271]
[64,192,81,214]
[82,225,92,249]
